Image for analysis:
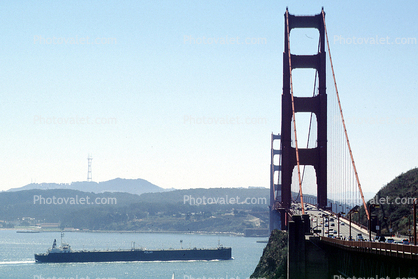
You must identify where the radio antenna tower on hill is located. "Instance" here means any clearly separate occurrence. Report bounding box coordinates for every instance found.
[87,154,92,182]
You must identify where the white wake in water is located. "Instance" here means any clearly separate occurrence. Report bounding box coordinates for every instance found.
[0,260,34,265]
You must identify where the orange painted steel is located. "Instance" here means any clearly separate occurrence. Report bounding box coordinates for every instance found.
[285,10,305,215]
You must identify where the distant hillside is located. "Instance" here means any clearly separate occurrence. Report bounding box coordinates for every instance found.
[7,178,168,196]
[0,188,140,222]
[357,168,418,235]
[1,186,345,233]
[137,188,320,208]
[0,187,272,233]
[138,187,270,209]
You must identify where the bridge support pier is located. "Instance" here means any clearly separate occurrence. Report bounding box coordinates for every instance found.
[302,214,310,235]
[288,215,328,279]
[269,209,281,232]
[287,216,306,279]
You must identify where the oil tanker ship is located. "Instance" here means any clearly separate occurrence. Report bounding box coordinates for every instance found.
[34,239,232,263]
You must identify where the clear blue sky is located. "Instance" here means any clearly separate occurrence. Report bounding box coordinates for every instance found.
[0,1,417,196]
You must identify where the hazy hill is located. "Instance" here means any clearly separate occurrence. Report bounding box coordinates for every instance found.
[137,187,320,206]
[0,188,140,222]
[0,186,350,233]
[0,187,272,223]
[138,187,270,208]
[0,187,271,233]
[357,167,418,235]
[7,178,168,196]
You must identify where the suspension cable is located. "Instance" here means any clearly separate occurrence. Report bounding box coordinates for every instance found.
[286,10,305,214]
[321,10,370,220]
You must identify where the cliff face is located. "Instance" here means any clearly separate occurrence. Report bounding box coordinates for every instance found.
[250,229,288,279]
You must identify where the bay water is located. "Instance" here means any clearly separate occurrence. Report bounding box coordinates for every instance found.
[0,230,267,279]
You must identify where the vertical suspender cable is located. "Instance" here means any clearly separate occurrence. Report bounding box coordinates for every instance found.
[321,10,370,220]
[286,10,305,215]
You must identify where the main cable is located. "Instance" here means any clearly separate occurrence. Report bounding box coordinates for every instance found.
[286,10,305,214]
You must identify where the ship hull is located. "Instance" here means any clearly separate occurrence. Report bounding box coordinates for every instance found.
[35,247,232,263]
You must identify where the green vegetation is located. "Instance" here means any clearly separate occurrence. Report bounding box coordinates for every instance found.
[251,229,288,279]
[357,168,418,236]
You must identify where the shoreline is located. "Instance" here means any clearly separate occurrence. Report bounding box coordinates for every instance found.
[4,227,245,237]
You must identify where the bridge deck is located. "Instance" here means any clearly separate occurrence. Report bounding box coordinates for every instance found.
[320,236,418,260]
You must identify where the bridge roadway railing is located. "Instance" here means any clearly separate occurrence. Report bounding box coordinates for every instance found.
[320,236,418,260]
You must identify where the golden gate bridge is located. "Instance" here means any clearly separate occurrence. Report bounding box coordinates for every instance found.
[270,7,370,231]
[268,9,418,278]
